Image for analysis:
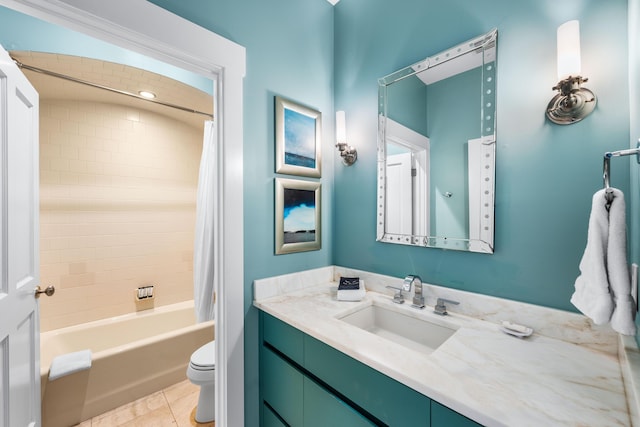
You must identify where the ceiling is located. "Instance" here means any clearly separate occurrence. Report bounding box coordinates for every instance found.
[10,51,213,130]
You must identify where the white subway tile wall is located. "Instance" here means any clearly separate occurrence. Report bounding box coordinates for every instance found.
[39,100,203,331]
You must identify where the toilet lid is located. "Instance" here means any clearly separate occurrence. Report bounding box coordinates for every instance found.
[191,341,215,369]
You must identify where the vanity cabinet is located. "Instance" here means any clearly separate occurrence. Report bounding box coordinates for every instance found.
[263,403,288,427]
[432,401,483,427]
[303,376,376,427]
[260,311,483,427]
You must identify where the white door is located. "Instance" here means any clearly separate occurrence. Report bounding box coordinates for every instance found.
[386,152,413,235]
[0,44,42,427]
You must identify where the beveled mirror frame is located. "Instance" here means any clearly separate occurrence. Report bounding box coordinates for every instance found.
[376,28,497,253]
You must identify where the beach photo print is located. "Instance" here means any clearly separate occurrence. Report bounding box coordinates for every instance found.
[275,178,321,254]
[275,96,322,178]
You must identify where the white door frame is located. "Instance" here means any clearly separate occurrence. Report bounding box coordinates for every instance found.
[0,1,246,425]
[385,118,430,237]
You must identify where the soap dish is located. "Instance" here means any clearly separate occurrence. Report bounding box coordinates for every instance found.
[500,320,533,338]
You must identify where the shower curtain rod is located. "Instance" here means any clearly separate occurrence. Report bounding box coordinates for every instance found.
[12,58,214,119]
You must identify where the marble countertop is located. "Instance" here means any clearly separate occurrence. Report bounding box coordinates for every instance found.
[254,269,630,427]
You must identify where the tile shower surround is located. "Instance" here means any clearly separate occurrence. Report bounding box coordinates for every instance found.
[39,100,202,331]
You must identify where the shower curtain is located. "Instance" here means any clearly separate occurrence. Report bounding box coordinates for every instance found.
[194,120,218,323]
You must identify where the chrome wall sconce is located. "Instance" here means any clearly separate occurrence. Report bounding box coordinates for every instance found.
[335,110,357,165]
[546,20,597,125]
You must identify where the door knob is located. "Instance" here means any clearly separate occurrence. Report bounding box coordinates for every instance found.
[35,285,55,298]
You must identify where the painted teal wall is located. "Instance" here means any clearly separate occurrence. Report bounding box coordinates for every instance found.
[386,74,428,135]
[334,0,630,312]
[428,68,482,238]
[145,2,335,425]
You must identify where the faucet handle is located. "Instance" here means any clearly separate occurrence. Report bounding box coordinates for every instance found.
[434,298,459,316]
[385,285,405,304]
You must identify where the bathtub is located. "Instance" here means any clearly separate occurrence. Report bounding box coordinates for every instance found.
[39,300,214,427]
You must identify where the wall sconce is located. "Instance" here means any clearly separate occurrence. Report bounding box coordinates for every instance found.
[335,111,357,165]
[546,20,597,125]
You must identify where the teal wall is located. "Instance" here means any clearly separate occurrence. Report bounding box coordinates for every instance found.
[334,0,630,312]
[428,68,482,238]
[145,2,335,425]
[0,2,335,425]
[386,74,428,135]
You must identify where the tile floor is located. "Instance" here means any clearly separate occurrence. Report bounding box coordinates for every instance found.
[74,380,214,427]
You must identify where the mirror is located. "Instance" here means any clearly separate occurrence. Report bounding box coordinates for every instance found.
[377,29,497,253]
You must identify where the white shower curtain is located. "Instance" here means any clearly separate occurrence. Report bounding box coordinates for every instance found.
[194,120,218,323]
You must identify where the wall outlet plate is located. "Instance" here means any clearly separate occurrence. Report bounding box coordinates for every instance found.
[135,285,155,301]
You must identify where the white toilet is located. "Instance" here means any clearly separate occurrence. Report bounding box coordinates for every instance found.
[187,340,215,423]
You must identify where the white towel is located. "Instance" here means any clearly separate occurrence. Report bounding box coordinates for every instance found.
[48,349,92,381]
[607,190,637,335]
[571,188,636,335]
[337,279,366,302]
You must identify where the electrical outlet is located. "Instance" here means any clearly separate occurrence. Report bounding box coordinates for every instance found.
[135,285,155,301]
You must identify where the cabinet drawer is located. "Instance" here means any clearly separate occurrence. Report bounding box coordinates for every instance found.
[263,402,288,427]
[262,312,304,365]
[261,346,303,426]
[304,334,430,426]
[432,401,483,427]
[303,376,377,427]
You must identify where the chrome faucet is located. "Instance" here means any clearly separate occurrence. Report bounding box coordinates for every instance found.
[404,275,424,309]
[434,298,459,315]
[385,285,406,304]
[386,275,416,304]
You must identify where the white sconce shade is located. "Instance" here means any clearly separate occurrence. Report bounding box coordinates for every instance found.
[557,20,581,80]
[336,110,346,144]
[546,19,596,125]
[334,110,357,165]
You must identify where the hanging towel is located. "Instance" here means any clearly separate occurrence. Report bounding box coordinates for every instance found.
[571,188,636,335]
[607,189,637,335]
[48,349,92,381]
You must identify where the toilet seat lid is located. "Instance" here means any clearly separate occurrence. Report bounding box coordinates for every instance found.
[191,341,215,368]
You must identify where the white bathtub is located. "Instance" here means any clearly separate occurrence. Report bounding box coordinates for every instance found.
[40,300,214,427]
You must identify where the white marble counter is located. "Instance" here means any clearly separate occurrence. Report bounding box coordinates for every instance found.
[254,266,632,427]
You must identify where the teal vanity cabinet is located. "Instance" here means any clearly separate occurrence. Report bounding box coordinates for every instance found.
[432,402,484,427]
[259,311,483,427]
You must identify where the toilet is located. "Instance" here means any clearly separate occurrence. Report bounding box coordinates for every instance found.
[187,340,216,423]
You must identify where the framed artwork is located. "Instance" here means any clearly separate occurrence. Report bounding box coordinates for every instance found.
[275,96,322,178]
[275,178,321,254]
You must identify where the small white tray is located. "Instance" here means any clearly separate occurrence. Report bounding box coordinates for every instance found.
[500,320,533,338]
[500,326,533,338]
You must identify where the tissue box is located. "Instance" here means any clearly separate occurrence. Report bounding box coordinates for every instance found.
[338,276,360,290]
[337,279,366,301]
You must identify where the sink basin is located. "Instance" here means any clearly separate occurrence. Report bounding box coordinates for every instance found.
[339,304,457,354]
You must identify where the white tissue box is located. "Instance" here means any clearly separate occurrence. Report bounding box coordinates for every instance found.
[337,279,366,302]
